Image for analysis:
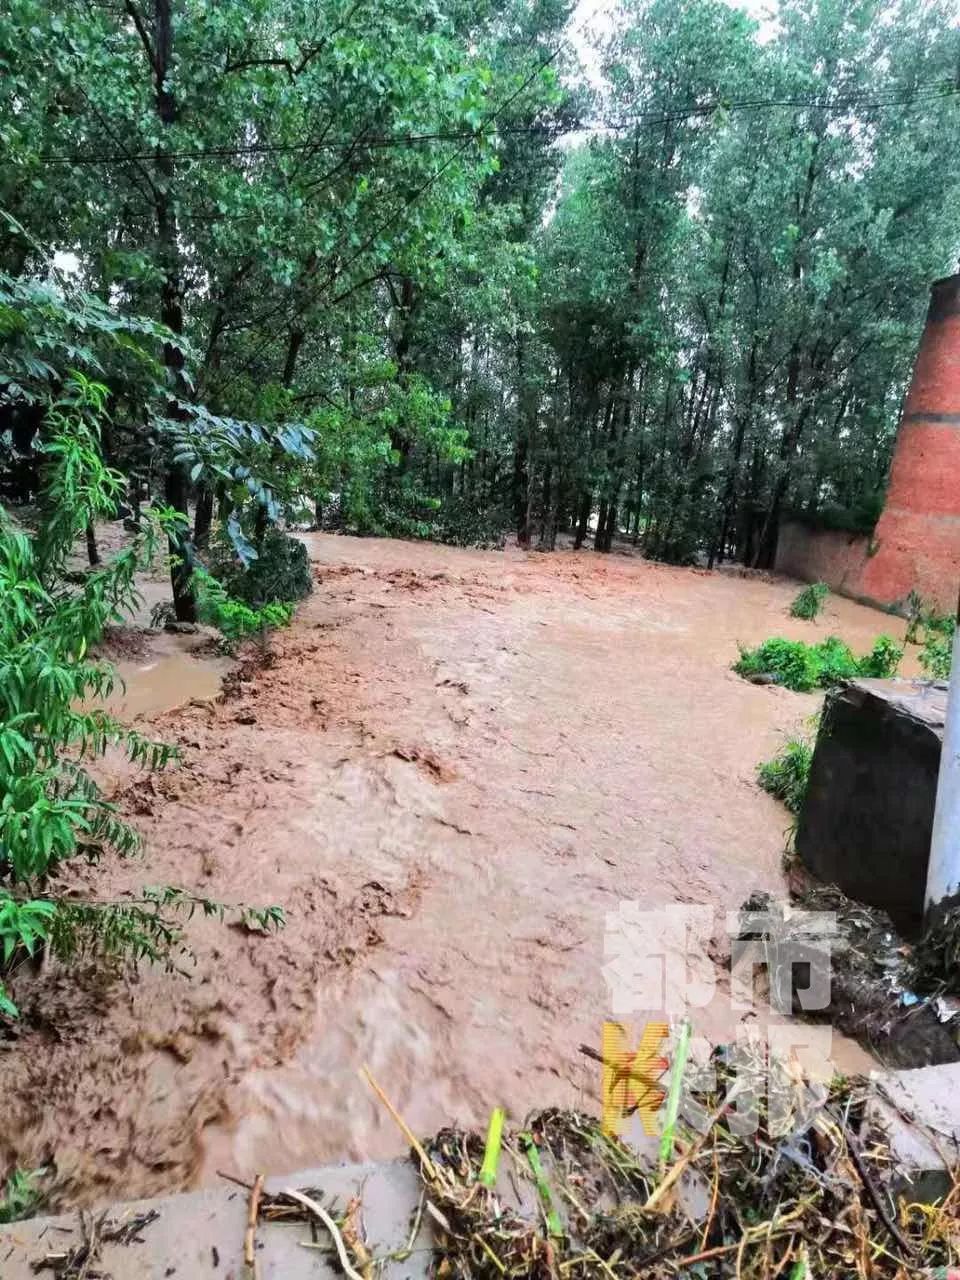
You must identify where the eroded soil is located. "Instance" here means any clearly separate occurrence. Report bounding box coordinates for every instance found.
[2,536,906,1207]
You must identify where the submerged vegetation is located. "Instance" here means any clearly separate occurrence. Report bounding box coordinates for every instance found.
[789,581,829,621]
[0,1166,44,1225]
[734,634,902,692]
[369,1063,960,1278]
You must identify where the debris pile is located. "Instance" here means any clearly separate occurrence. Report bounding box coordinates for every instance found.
[331,1064,960,1278]
[17,1062,960,1277]
[417,1092,958,1274]
[741,881,960,1067]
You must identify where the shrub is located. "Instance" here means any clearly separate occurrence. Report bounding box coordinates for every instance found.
[211,527,311,608]
[0,378,283,1019]
[195,566,294,649]
[921,631,953,680]
[735,637,822,691]
[814,635,859,685]
[734,634,902,692]
[918,608,954,680]
[858,634,905,679]
[432,496,508,549]
[757,718,818,814]
[789,581,829,620]
[903,596,954,678]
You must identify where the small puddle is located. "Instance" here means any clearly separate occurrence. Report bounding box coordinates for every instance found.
[102,654,225,720]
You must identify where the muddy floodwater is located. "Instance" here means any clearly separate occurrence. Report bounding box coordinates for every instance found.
[3,536,907,1208]
[105,653,227,720]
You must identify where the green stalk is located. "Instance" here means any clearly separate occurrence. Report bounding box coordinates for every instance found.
[521,1134,563,1236]
[659,1019,692,1172]
[479,1107,505,1188]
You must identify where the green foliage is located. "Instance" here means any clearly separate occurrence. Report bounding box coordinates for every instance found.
[0,1166,45,1224]
[0,236,174,407]
[858,634,906,679]
[789,582,829,621]
[0,379,284,1018]
[0,378,185,1014]
[785,494,885,538]
[3,0,960,567]
[194,565,294,649]
[734,634,902,692]
[921,631,953,680]
[735,638,821,692]
[432,496,509,549]
[210,528,312,608]
[757,717,819,814]
[50,889,285,970]
[907,601,955,679]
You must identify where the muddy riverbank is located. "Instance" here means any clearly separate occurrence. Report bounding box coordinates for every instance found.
[2,535,907,1208]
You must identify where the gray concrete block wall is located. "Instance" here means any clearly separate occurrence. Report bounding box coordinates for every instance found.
[797,679,946,935]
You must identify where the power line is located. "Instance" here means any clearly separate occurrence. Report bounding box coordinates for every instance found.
[209,62,960,391]
[30,84,960,169]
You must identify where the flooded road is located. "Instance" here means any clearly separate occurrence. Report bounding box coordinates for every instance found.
[3,536,900,1207]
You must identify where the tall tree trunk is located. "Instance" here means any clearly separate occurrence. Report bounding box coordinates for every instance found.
[153,0,196,621]
[514,332,532,547]
[593,497,609,551]
[574,491,591,550]
[601,497,619,552]
[193,484,214,546]
[388,276,417,473]
[85,523,100,567]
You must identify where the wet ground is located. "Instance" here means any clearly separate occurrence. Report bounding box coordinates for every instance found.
[2,535,914,1208]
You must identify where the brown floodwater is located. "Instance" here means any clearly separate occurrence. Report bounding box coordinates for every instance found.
[104,653,226,720]
[3,536,904,1208]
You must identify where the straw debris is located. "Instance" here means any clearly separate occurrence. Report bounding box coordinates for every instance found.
[403,1062,960,1278]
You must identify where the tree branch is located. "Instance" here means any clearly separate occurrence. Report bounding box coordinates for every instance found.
[122,0,160,80]
[223,55,296,80]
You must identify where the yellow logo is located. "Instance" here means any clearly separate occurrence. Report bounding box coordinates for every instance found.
[600,1021,669,1136]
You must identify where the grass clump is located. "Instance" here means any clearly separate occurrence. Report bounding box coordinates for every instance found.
[0,1167,45,1224]
[758,717,818,813]
[735,634,902,692]
[789,581,829,620]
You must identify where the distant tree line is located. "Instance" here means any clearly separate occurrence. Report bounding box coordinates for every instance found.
[3,0,960,579]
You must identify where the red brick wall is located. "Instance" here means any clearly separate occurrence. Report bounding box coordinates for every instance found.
[778,273,960,615]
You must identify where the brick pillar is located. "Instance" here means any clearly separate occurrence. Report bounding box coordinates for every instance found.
[858,272,960,612]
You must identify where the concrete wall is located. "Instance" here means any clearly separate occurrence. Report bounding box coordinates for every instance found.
[797,679,946,936]
[775,520,875,599]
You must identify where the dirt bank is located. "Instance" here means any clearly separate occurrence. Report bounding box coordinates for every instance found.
[2,537,904,1208]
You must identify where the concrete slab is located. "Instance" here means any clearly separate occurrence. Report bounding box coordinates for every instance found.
[0,1160,431,1279]
[868,1062,960,1203]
